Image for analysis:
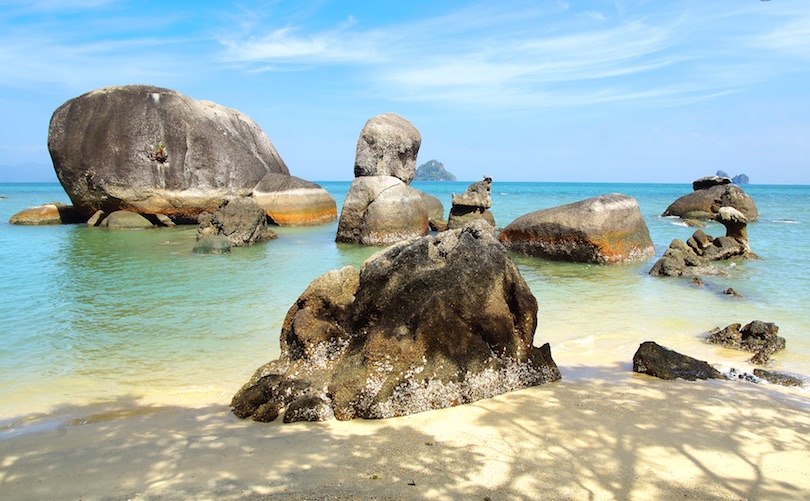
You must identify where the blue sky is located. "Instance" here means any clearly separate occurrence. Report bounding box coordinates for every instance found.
[1,0,808,183]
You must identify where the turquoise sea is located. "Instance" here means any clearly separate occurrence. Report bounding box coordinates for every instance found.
[1,181,808,432]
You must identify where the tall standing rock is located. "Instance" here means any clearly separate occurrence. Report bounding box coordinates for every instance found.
[337,113,429,245]
[499,193,655,265]
[48,85,335,224]
[448,176,496,230]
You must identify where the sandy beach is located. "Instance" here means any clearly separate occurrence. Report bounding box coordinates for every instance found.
[1,364,808,501]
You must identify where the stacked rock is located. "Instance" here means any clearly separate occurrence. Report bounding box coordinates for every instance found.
[336,113,443,246]
[447,176,496,230]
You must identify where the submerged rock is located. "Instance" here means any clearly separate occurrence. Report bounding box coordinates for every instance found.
[197,197,277,247]
[752,369,804,387]
[633,341,726,381]
[499,193,655,265]
[232,220,561,423]
[192,235,232,254]
[663,177,758,221]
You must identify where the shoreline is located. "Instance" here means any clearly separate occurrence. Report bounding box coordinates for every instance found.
[1,367,808,500]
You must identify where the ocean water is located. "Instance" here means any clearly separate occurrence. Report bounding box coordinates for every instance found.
[1,181,808,429]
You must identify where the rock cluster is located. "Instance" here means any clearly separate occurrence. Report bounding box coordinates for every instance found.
[663,176,758,221]
[48,85,336,225]
[706,321,786,365]
[632,342,726,381]
[232,221,561,423]
[649,207,755,277]
[498,193,655,265]
[336,113,443,245]
[448,176,495,230]
[195,197,277,253]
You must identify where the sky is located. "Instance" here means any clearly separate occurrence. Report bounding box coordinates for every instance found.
[0,0,809,184]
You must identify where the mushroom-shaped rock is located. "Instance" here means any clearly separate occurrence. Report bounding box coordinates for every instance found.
[48,85,323,222]
[716,206,749,250]
[448,176,495,230]
[633,342,726,381]
[252,172,337,226]
[231,220,561,422]
[353,113,421,184]
[499,193,655,265]
[197,197,277,247]
[335,176,429,246]
[663,179,758,221]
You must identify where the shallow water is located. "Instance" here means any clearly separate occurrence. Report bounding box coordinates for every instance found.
[1,181,808,427]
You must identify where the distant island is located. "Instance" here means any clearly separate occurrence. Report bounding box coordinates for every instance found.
[414,160,456,181]
[716,170,750,185]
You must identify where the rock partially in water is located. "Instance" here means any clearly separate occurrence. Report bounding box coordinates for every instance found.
[499,193,655,265]
[663,177,758,221]
[8,203,84,225]
[99,210,154,229]
[705,321,785,365]
[752,369,804,387]
[633,341,727,381]
[252,172,337,226]
[197,197,277,247]
[232,220,561,423]
[192,235,232,254]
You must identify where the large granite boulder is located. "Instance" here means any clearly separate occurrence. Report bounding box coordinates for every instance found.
[48,85,332,223]
[633,342,727,381]
[336,176,429,246]
[252,172,337,226]
[448,176,496,230]
[197,197,277,247]
[663,177,758,221]
[8,203,84,225]
[649,208,756,277]
[232,220,562,423]
[498,193,655,265]
[353,113,421,184]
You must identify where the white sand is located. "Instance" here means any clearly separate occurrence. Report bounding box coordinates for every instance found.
[1,366,808,500]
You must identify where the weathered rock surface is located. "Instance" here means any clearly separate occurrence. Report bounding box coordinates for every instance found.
[353,113,421,184]
[99,210,154,229]
[252,172,337,226]
[633,341,727,381]
[335,176,429,246]
[752,369,804,387]
[499,193,655,265]
[48,85,330,223]
[448,176,495,230]
[8,203,84,225]
[649,210,756,277]
[232,221,561,423]
[706,321,785,365]
[663,178,758,221]
[413,189,446,230]
[197,197,277,247]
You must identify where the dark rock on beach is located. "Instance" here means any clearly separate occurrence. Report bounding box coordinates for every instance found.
[706,321,785,365]
[232,220,562,423]
[663,176,758,221]
[48,84,335,224]
[197,197,277,247]
[752,369,804,387]
[448,176,496,230]
[633,341,727,381]
[499,193,655,265]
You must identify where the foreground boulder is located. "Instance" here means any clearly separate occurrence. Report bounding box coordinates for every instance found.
[8,203,84,225]
[649,208,756,277]
[252,172,337,226]
[706,321,785,365]
[48,84,334,223]
[499,193,654,265]
[353,113,421,184]
[448,176,496,230]
[663,176,758,221]
[197,197,277,247]
[232,221,561,423]
[633,342,727,381]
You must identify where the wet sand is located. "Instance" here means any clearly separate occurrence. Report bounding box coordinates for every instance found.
[1,365,808,500]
